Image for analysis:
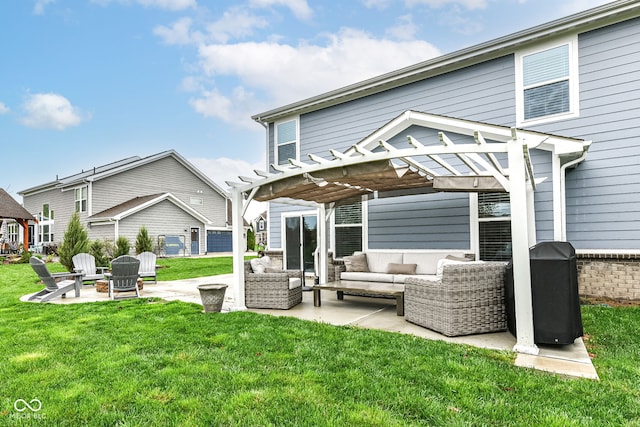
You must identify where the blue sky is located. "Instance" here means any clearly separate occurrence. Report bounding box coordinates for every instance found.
[1,0,612,208]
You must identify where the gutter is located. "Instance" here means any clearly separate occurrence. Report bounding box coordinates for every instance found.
[559,142,591,240]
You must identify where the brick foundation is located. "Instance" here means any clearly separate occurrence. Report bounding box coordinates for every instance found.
[577,252,640,301]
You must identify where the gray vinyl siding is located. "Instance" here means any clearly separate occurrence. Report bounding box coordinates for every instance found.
[87,223,116,242]
[268,56,516,250]
[119,200,205,255]
[91,156,227,227]
[523,17,640,250]
[22,187,77,244]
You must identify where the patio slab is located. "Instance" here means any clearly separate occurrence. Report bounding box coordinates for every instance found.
[21,274,598,379]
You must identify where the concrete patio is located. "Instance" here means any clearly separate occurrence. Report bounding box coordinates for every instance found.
[22,274,598,380]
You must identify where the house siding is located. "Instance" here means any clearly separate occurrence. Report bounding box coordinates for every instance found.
[119,200,205,255]
[523,17,640,250]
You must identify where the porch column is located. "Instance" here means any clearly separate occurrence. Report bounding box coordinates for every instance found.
[318,203,328,284]
[507,138,538,355]
[230,188,247,311]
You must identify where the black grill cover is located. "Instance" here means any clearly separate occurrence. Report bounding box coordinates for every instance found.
[505,241,583,345]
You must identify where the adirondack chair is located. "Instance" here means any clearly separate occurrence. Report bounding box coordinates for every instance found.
[137,252,158,283]
[29,257,82,302]
[72,253,107,284]
[108,255,141,300]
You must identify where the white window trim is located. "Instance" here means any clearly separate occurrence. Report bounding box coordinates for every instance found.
[274,116,300,166]
[74,185,88,213]
[515,35,579,127]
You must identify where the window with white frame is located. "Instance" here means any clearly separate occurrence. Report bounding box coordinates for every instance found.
[516,37,578,126]
[334,201,363,258]
[39,203,54,243]
[75,186,88,213]
[275,118,298,166]
[478,193,512,261]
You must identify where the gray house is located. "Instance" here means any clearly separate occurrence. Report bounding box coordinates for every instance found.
[19,150,233,256]
[227,1,640,353]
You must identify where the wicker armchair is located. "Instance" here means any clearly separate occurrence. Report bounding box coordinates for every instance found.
[404,262,507,337]
[244,260,303,309]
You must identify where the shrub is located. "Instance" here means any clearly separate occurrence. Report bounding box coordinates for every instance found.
[89,239,110,267]
[114,236,131,258]
[135,226,153,254]
[58,212,90,272]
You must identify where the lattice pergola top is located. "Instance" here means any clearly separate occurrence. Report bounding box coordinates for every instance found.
[227,111,590,205]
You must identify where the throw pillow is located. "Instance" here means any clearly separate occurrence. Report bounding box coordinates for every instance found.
[436,258,468,277]
[387,263,417,275]
[343,254,369,272]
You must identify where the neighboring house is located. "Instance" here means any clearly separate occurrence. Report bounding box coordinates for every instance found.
[242,0,640,301]
[253,211,268,249]
[19,150,235,256]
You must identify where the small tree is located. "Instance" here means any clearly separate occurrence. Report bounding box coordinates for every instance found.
[58,212,90,272]
[247,227,255,251]
[135,226,154,254]
[89,239,109,267]
[114,236,131,258]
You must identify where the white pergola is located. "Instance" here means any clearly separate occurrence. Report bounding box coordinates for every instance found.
[227,111,590,355]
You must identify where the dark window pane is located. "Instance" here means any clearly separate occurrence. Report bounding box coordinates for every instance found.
[335,226,362,258]
[479,221,512,261]
[277,142,296,165]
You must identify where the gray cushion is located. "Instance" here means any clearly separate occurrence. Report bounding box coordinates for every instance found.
[343,254,369,272]
[386,263,417,275]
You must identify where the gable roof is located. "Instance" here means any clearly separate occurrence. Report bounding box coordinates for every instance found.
[89,193,211,225]
[0,188,35,221]
[19,150,229,199]
[252,0,640,122]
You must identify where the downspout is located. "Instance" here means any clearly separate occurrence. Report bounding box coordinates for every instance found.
[559,148,589,241]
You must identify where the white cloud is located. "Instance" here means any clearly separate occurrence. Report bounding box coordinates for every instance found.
[0,102,9,114]
[405,0,488,9]
[90,0,196,11]
[386,14,418,40]
[205,8,270,43]
[154,17,201,45]
[33,0,56,15]
[249,0,313,20]
[21,93,84,130]
[188,156,267,220]
[195,28,440,114]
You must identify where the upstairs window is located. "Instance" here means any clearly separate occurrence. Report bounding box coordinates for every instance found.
[516,37,578,126]
[75,186,87,213]
[275,118,298,166]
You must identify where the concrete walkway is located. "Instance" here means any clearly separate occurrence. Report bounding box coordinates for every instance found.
[21,274,598,380]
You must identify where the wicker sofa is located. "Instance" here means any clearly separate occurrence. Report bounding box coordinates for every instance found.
[404,262,507,336]
[244,260,303,309]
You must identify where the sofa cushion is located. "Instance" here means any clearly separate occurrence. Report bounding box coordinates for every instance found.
[250,257,272,273]
[340,271,394,283]
[289,277,302,289]
[365,252,403,273]
[392,274,439,284]
[403,252,468,274]
[387,263,417,275]
[343,254,369,272]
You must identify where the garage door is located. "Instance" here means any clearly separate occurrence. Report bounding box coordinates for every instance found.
[207,230,232,252]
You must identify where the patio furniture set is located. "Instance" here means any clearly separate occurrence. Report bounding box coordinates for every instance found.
[29,252,158,302]
[245,250,508,337]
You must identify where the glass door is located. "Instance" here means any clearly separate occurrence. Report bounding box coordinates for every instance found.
[285,214,317,273]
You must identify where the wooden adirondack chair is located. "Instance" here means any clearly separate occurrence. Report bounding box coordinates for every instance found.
[29,257,82,302]
[108,255,141,300]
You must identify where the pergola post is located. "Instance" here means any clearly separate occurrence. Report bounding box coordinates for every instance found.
[507,138,538,355]
[317,203,329,284]
[230,188,247,311]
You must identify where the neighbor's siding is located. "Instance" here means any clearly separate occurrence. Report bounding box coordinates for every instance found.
[91,156,228,227]
[23,187,76,243]
[119,200,205,255]
[525,17,640,250]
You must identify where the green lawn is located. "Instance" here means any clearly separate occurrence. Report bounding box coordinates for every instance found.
[1,259,639,426]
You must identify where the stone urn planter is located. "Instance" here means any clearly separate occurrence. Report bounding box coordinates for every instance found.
[197,284,228,313]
